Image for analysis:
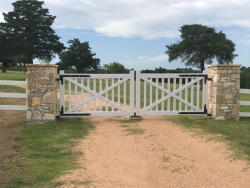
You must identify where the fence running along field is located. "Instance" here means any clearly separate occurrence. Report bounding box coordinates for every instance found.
[240,89,250,117]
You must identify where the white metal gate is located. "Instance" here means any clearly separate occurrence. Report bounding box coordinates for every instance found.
[59,71,208,117]
[136,71,207,116]
[59,70,134,116]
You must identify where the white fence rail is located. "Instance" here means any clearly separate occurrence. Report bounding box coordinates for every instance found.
[0,80,27,111]
[240,89,250,117]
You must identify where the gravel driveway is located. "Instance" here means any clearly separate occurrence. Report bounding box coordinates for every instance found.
[58,116,250,188]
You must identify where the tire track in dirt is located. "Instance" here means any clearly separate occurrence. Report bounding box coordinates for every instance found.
[58,116,250,188]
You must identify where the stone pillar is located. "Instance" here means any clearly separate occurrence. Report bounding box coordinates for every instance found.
[26,64,58,123]
[207,64,241,120]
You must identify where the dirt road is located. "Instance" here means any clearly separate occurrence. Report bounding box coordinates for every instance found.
[58,116,250,188]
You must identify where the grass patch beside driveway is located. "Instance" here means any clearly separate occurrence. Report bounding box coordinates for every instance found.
[6,117,94,188]
[165,115,250,162]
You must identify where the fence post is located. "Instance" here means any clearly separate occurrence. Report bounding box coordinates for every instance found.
[207,64,241,120]
[26,64,58,123]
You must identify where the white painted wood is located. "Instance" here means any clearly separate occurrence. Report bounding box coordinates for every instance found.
[150,78,152,111]
[0,105,27,111]
[124,80,126,110]
[106,79,108,111]
[240,112,250,117]
[144,80,146,109]
[240,89,250,94]
[240,101,250,105]
[0,80,26,86]
[59,71,207,117]
[87,79,90,111]
[0,80,27,111]
[136,71,141,115]
[68,81,71,110]
[129,71,135,115]
[0,93,27,98]
[179,78,182,111]
[162,78,164,111]
[135,73,207,115]
[81,78,84,112]
[173,78,176,111]
[100,79,102,111]
[94,79,96,111]
[75,79,77,111]
[191,78,194,111]
[112,78,114,111]
[156,79,158,111]
[60,71,134,116]
[167,78,170,111]
[185,78,188,111]
[197,80,200,109]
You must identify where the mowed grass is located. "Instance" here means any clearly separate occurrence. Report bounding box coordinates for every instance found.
[0,71,26,81]
[165,115,250,162]
[240,93,250,112]
[7,117,94,188]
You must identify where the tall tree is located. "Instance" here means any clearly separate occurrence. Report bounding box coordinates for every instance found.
[103,62,129,73]
[0,0,64,64]
[165,24,237,72]
[0,31,14,73]
[60,38,100,73]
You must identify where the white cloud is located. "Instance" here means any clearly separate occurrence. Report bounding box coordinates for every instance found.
[121,54,183,70]
[1,0,250,39]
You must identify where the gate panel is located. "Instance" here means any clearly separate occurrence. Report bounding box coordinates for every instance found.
[60,71,134,116]
[136,71,207,116]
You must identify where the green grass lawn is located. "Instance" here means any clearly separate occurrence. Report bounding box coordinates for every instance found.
[6,118,94,188]
[0,71,26,81]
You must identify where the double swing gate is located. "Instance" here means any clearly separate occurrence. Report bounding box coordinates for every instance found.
[59,70,208,117]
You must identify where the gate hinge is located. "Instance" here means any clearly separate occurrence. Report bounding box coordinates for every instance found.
[205,75,212,84]
[60,106,64,116]
[59,75,64,85]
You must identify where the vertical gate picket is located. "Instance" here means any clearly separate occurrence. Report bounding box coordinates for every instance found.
[69,81,71,110]
[100,79,102,111]
[179,78,182,111]
[167,78,170,111]
[161,78,164,111]
[124,80,126,109]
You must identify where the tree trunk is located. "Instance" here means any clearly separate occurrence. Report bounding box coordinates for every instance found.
[26,54,33,64]
[200,60,205,73]
[2,63,7,73]
[200,60,205,90]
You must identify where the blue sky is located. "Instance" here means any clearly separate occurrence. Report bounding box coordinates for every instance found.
[0,0,249,70]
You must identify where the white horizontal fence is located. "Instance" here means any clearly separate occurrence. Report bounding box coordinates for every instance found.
[240,89,250,117]
[0,80,27,111]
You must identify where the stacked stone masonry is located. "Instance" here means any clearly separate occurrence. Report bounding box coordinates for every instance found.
[207,65,241,121]
[26,64,58,122]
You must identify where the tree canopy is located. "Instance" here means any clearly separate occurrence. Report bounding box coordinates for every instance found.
[0,0,64,65]
[165,24,237,72]
[102,62,129,73]
[59,38,100,73]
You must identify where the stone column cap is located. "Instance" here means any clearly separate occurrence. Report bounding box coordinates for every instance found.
[25,64,58,68]
[207,64,241,68]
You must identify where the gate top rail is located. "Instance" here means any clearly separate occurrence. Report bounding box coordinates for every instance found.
[138,72,207,78]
